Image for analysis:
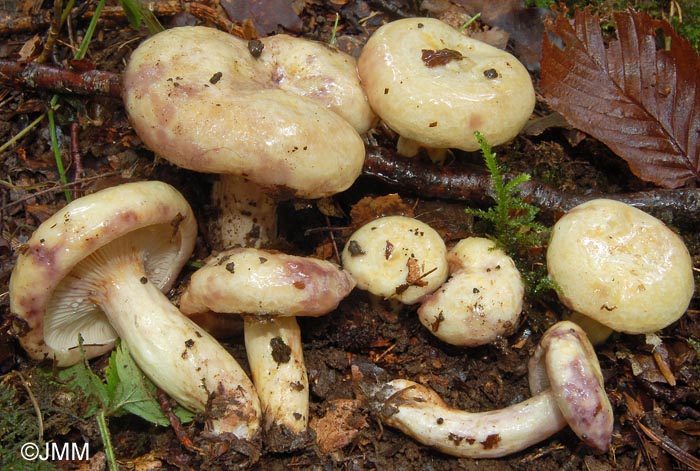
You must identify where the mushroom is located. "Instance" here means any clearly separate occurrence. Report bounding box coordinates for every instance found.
[418,237,524,346]
[547,199,695,337]
[123,26,372,250]
[341,215,449,305]
[358,17,535,160]
[179,248,356,452]
[9,181,261,452]
[368,321,613,458]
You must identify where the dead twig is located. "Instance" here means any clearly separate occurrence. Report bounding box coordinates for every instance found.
[69,122,84,199]
[35,0,65,64]
[624,392,700,471]
[363,146,700,229]
[0,59,122,97]
[0,2,244,36]
[156,388,202,454]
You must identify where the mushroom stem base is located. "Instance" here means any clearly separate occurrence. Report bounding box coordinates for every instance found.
[244,316,310,452]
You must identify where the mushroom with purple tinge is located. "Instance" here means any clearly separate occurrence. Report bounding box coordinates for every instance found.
[341,215,449,306]
[418,237,524,346]
[9,181,261,455]
[123,25,374,250]
[179,248,356,452]
[358,17,535,161]
[547,199,696,341]
[368,321,613,458]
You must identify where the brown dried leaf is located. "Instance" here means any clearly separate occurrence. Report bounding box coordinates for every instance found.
[310,399,367,454]
[349,193,415,229]
[541,8,700,188]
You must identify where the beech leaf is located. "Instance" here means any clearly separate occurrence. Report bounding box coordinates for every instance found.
[541,8,700,188]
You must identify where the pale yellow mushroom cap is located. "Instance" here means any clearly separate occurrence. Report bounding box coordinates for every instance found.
[341,216,448,304]
[358,17,535,152]
[9,181,197,366]
[418,237,524,346]
[123,26,365,199]
[179,248,356,317]
[547,199,695,334]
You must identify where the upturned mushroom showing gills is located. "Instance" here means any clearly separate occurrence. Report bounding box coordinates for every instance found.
[358,17,535,159]
[179,248,356,452]
[418,237,524,346]
[341,215,449,305]
[369,321,613,458]
[123,26,371,250]
[9,181,261,452]
[547,199,695,336]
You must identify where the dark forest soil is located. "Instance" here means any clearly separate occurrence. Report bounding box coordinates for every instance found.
[1,1,699,470]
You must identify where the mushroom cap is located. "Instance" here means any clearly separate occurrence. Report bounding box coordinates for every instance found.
[9,181,197,365]
[341,216,448,304]
[259,34,377,134]
[123,26,366,199]
[418,237,524,346]
[547,199,695,334]
[179,248,356,317]
[358,17,535,152]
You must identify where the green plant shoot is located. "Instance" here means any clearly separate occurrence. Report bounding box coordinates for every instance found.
[465,132,553,292]
[119,0,164,34]
[329,13,341,47]
[56,336,194,470]
[466,131,546,252]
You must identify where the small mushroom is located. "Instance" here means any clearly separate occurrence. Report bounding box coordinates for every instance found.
[369,321,613,458]
[547,199,695,337]
[358,17,535,160]
[341,215,449,305]
[418,237,524,346]
[123,26,371,250]
[179,248,356,452]
[9,181,261,451]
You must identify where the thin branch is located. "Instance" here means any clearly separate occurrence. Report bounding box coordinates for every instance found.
[0,2,245,36]
[0,59,122,97]
[363,146,700,229]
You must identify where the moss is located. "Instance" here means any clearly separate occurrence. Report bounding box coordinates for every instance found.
[0,376,58,471]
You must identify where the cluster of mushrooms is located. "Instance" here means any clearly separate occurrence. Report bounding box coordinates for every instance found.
[8,17,696,461]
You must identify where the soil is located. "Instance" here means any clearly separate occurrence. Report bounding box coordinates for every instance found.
[1,1,699,471]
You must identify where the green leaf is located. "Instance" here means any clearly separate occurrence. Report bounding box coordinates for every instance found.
[57,335,109,416]
[107,341,194,425]
[106,341,168,425]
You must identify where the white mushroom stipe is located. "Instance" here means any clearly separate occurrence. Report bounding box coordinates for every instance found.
[9,182,261,453]
[244,316,309,450]
[547,199,695,334]
[358,17,535,157]
[418,237,524,346]
[180,248,356,452]
[123,26,370,249]
[370,321,613,458]
[210,175,278,249]
[341,216,448,305]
